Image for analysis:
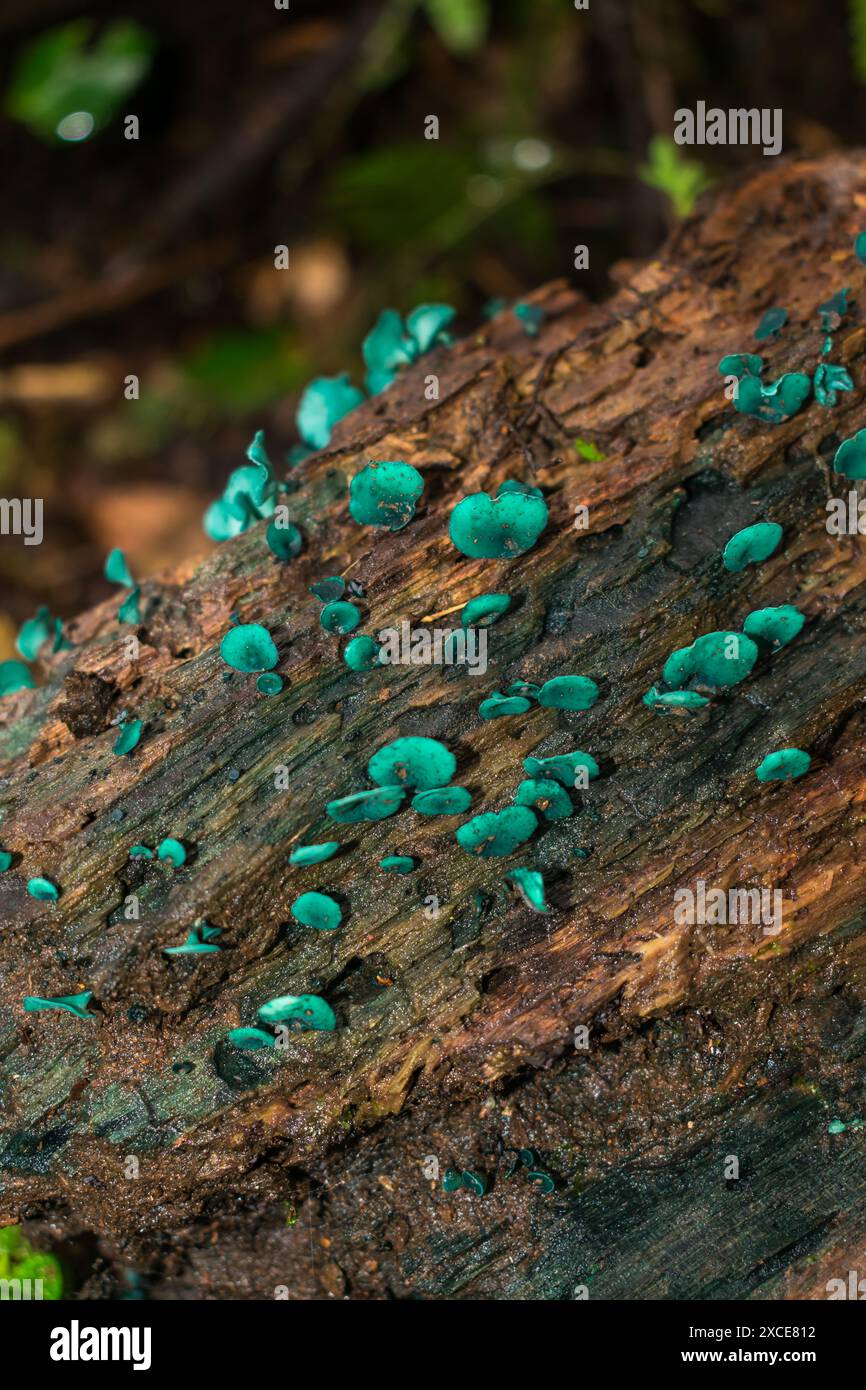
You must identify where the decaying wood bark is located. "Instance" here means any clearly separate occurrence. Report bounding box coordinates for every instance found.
[4,152,866,1301]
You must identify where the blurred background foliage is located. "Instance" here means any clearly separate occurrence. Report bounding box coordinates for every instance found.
[0,0,863,643]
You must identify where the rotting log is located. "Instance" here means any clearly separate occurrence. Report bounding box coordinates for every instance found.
[4,152,866,1301]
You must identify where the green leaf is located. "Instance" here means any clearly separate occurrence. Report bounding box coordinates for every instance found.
[638,136,713,218]
[422,0,489,53]
[6,19,156,142]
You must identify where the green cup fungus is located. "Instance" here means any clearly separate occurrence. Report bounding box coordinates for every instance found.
[523,750,599,787]
[220,623,279,672]
[258,993,337,1031]
[296,373,364,450]
[380,855,416,874]
[326,786,406,823]
[0,849,11,872]
[479,692,532,719]
[449,484,548,559]
[663,631,758,689]
[343,635,381,671]
[506,679,540,699]
[514,301,544,336]
[722,522,782,572]
[118,588,141,624]
[256,672,283,695]
[411,786,472,816]
[291,891,342,932]
[833,429,866,479]
[537,675,599,710]
[164,921,222,955]
[718,353,764,380]
[320,601,361,635]
[266,520,303,561]
[732,370,811,423]
[461,1170,488,1195]
[506,867,549,913]
[26,876,60,901]
[289,841,340,867]
[528,1170,556,1194]
[0,659,35,696]
[129,844,153,859]
[17,606,66,661]
[349,460,424,531]
[310,576,346,603]
[157,837,187,867]
[24,990,93,1018]
[514,777,572,821]
[368,736,456,790]
[362,304,454,394]
[461,593,512,627]
[755,748,811,781]
[643,687,709,710]
[754,307,788,340]
[456,806,538,858]
[819,288,852,332]
[813,363,853,408]
[113,718,142,755]
[742,604,804,648]
[228,1026,277,1050]
[104,548,135,588]
[204,431,283,542]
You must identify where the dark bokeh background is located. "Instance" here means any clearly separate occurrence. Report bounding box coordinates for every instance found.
[0,0,863,654]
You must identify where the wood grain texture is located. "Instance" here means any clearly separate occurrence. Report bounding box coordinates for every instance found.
[3,152,866,1300]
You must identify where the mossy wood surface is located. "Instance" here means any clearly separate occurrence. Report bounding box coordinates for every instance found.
[3,154,866,1299]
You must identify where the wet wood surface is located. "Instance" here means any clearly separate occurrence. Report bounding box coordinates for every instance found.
[3,152,866,1299]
